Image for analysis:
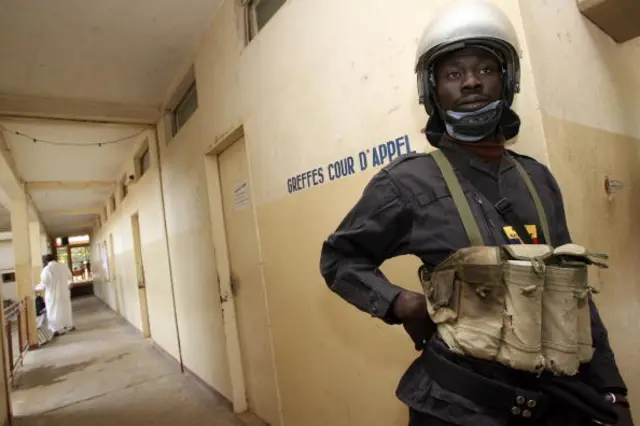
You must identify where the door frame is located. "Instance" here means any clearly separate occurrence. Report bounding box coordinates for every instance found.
[203,125,282,418]
[131,212,151,338]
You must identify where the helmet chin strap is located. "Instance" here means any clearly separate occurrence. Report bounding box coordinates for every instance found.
[442,100,504,142]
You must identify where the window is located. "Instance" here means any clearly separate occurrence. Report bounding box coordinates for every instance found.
[138,146,150,177]
[171,83,198,136]
[120,174,128,200]
[57,249,69,266]
[70,246,90,273]
[110,194,116,213]
[244,0,286,43]
[69,235,90,245]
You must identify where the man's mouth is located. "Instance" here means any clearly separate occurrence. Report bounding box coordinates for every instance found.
[456,97,490,111]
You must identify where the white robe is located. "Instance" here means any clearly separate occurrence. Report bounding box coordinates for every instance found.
[39,261,74,332]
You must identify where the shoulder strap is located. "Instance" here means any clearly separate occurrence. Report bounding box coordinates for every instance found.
[430,150,485,246]
[511,158,552,245]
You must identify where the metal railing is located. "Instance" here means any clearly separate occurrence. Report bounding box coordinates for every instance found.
[3,299,30,385]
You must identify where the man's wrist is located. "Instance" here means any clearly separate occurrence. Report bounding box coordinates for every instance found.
[604,392,630,408]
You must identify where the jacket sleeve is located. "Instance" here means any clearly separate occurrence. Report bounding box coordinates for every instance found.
[319,169,414,325]
[543,167,628,394]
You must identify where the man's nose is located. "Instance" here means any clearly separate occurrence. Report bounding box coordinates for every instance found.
[461,71,482,90]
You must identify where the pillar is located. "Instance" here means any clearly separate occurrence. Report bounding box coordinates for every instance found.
[29,221,42,289]
[10,196,38,347]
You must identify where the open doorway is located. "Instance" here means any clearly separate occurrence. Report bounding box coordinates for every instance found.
[131,213,151,338]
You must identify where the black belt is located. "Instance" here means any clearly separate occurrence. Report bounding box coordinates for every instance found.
[423,348,548,420]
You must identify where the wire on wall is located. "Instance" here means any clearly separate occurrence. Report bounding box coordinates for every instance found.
[0,124,146,147]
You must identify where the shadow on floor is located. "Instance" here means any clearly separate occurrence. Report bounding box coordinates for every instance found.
[10,296,250,426]
[14,360,95,390]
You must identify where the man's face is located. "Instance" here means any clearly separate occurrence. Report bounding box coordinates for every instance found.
[433,46,502,113]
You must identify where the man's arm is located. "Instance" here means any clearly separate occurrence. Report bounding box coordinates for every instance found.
[320,169,416,324]
[543,167,628,395]
[40,269,50,290]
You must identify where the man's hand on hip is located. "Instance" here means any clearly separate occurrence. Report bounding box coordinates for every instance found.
[392,290,435,351]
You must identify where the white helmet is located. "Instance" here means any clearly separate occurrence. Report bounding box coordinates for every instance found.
[415,0,522,115]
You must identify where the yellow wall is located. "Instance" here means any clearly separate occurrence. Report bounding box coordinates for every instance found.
[92,130,181,362]
[519,0,640,416]
[145,0,543,424]
[90,0,639,425]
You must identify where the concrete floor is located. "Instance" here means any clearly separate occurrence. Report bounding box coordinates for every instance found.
[10,297,250,426]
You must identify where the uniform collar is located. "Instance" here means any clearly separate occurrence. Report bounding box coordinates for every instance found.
[438,137,516,178]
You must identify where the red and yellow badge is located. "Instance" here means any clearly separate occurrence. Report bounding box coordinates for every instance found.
[502,225,539,244]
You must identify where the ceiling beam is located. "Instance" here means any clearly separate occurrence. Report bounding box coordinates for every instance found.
[0,129,24,199]
[0,131,48,233]
[49,222,95,237]
[26,181,116,191]
[40,207,101,216]
[0,93,161,125]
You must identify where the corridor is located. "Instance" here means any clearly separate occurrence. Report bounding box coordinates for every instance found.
[10,297,249,426]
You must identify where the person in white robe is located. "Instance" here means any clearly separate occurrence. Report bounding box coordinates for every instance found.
[36,254,74,335]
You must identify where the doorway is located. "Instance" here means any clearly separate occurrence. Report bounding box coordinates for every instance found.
[107,235,121,314]
[217,137,280,425]
[130,214,151,338]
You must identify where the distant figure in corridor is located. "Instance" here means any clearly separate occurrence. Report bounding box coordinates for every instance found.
[320,1,632,425]
[38,254,75,336]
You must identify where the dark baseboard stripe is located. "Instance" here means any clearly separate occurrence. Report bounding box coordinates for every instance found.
[150,342,233,412]
[182,365,233,411]
[97,296,234,414]
[150,342,181,373]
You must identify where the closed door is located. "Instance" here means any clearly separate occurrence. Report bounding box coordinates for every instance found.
[218,138,280,425]
[131,214,151,338]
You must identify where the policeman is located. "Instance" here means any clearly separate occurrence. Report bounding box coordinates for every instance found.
[319,1,633,425]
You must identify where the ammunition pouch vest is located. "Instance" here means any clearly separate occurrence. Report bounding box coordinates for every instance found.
[420,150,608,375]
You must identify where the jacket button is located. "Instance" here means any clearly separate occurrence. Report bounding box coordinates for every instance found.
[511,407,522,416]
[516,396,525,405]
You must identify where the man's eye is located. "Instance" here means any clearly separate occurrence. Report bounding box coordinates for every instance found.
[447,71,462,80]
[479,67,495,75]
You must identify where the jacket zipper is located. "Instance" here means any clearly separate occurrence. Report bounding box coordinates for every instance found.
[471,193,497,245]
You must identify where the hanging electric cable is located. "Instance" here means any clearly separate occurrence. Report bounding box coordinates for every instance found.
[0,124,147,147]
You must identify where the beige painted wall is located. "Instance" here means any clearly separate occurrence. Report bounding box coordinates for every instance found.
[90,0,638,425]
[91,130,181,362]
[146,0,544,424]
[519,0,640,416]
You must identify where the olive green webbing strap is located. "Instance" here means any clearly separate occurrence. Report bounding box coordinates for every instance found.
[430,150,485,246]
[511,158,552,245]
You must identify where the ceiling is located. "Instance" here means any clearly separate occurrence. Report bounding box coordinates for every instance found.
[0,0,222,236]
[0,119,148,236]
[0,0,221,123]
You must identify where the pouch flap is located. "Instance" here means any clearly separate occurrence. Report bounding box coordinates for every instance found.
[430,269,456,308]
[553,243,588,257]
[456,246,501,265]
[553,244,609,268]
[457,264,502,284]
[502,244,552,261]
